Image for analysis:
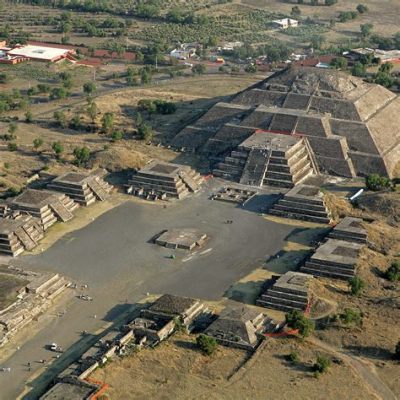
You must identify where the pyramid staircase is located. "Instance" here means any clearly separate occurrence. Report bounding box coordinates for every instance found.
[239,148,270,186]
[214,135,315,188]
[87,177,110,201]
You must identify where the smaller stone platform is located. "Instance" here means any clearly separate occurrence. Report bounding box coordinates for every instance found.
[268,184,331,224]
[301,238,364,280]
[128,160,204,200]
[328,217,367,244]
[211,186,257,205]
[9,189,78,230]
[154,229,207,250]
[257,271,312,312]
[48,169,113,206]
[0,216,44,256]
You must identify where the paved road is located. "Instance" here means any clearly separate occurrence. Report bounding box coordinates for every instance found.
[0,181,295,399]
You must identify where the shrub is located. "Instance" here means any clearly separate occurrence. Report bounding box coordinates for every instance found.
[33,137,44,151]
[285,310,315,338]
[313,355,331,374]
[348,276,365,296]
[384,260,400,282]
[192,64,206,75]
[111,130,123,142]
[83,82,96,95]
[7,142,17,151]
[286,351,300,364]
[53,110,67,128]
[356,4,368,14]
[365,174,391,191]
[339,308,363,326]
[330,57,348,70]
[101,112,114,134]
[137,123,153,142]
[52,141,64,158]
[25,110,33,123]
[196,334,217,356]
[73,146,91,166]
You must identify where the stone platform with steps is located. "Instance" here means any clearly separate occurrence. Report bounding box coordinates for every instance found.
[268,184,331,224]
[213,131,317,189]
[127,160,204,200]
[300,238,364,280]
[9,189,79,230]
[48,170,113,206]
[257,271,313,312]
[329,217,367,244]
[0,216,44,256]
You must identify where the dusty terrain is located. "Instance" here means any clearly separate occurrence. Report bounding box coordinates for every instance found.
[92,332,379,400]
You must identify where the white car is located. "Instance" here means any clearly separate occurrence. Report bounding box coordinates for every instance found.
[49,343,63,352]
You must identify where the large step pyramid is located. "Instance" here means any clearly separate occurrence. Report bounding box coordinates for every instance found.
[9,189,79,230]
[0,215,44,256]
[213,131,317,188]
[268,184,331,224]
[48,170,113,206]
[128,160,204,200]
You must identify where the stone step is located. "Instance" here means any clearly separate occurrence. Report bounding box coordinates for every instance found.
[50,200,74,222]
[87,179,108,201]
[328,232,367,244]
[256,299,305,313]
[276,199,327,212]
[300,265,355,280]
[178,170,201,192]
[264,178,294,188]
[269,208,330,224]
[273,203,329,218]
[14,227,37,250]
[264,289,309,303]
[260,294,308,308]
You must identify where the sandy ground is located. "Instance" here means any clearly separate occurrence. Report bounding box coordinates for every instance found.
[92,332,378,400]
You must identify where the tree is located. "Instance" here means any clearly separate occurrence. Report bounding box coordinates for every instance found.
[351,62,367,77]
[291,6,301,18]
[111,130,123,141]
[356,4,368,14]
[52,141,64,159]
[101,112,114,134]
[384,260,400,282]
[70,113,82,130]
[0,73,9,84]
[192,64,206,75]
[73,146,91,166]
[53,110,67,128]
[140,69,152,84]
[50,87,68,100]
[365,173,391,191]
[7,142,17,152]
[245,64,258,73]
[339,308,363,326]
[83,82,96,95]
[137,123,153,142]
[286,351,300,364]
[196,334,217,356]
[379,62,394,74]
[285,310,315,338]
[330,57,348,70]
[8,122,17,135]
[87,101,98,124]
[360,23,374,38]
[25,110,33,123]
[33,137,44,151]
[374,71,394,88]
[310,35,326,50]
[313,355,331,375]
[348,276,365,296]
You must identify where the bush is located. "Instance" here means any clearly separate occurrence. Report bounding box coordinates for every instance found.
[7,142,17,151]
[52,141,64,158]
[286,351,300,364]
[339,308,363,326]
[313,355,331,374]
[285,310,314,338]
[365,174,391,191]
[196,334,217,356]
[73,146,91,166]
[137,123,153,142]
[384,260,400,282]
[111,130,123,142]
[25,110,33,123]
[348,276,365,296]
[356,4,368,14]
[192,64,206,75]
[33,137,44,151]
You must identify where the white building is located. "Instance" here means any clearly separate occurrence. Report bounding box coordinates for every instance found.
[272,18,299,30]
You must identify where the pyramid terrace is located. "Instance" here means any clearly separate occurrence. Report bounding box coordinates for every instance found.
[128,160,203,200]
[9,189,78,230]
[48,170,113,206]
[214,130,317,189]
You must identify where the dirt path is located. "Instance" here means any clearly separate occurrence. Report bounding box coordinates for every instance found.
[307,337,397,400]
